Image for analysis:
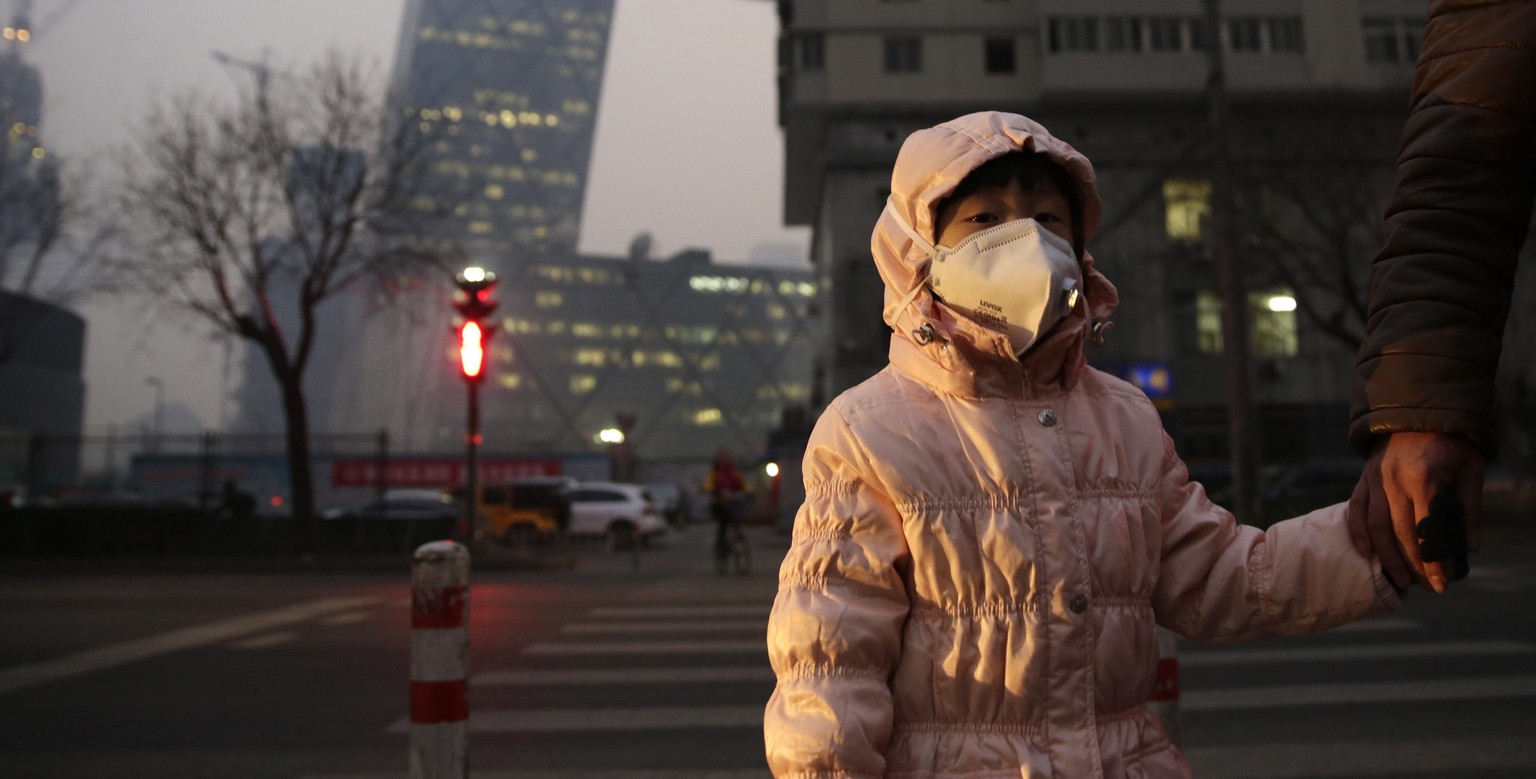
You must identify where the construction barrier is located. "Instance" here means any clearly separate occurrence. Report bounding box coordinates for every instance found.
[409,540,470,779]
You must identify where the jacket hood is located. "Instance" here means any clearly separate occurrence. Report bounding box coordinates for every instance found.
[872,111,1120,396]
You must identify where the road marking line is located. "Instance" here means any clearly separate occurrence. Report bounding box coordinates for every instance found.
[1185,736,1536,778]
[0,596,378,696]
[588,606,768,619]
[475,666,773,686]
[227,630,299,650]
[386,705,764,734]
[562,620,764,635]
[320,611,371,626]
[1329,616,1420,632]
[1184,674,1536,711]
[1182,639,1532,667]
[302,770,770,779]
[524,640,765,656]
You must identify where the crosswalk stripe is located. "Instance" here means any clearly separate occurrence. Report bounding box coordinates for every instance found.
[303,770,770,779]
[588,606,767,619]
[227,630,298,650]
[524,640,764,655]
[1185,736,1536,778]
[475,667,773,686]
[1182,639,1532,667]
[385,705,764,734]
[1184,674,1536,710]
[1328,616,1419,632]
[562,621,764,635]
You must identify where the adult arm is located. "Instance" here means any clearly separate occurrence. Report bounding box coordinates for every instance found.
[1349,0,1536,589]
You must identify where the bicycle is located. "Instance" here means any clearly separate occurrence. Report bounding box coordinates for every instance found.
[714,519,751,576]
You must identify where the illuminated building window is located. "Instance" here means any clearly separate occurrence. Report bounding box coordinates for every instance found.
[468,221,493,235]
[570,375,596,394]
[522,148,539,162]
[693,408,724,426]
[767,304,787,320]
[535,291,563,308]
[1195,289,1299,357]
[1164,179,1211,241]
[499,374,522,390]
[485,184,504,199]
[573,323,602,338]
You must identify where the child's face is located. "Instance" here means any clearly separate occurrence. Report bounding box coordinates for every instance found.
[934,177,1074,251]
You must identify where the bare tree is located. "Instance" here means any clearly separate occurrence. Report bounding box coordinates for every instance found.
[111,51,447,536]
[1233,119,1398,354]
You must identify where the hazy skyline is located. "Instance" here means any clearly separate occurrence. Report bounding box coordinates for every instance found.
[23,0,808,438]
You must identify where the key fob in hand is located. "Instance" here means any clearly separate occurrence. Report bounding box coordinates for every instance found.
[1415,493,1470,582]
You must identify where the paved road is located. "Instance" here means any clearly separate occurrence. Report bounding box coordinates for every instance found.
[1,523,1534,778]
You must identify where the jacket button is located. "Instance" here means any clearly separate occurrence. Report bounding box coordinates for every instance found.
[1068,593,1088,614]
[1038,409,1057,427]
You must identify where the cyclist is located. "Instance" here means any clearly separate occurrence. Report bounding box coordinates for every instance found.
[704,446,750,565]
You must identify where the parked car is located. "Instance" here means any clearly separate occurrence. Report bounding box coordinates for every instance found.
[452,477,574,545]
[321,489,461,523]
[642,482,692,526]
[564,481,667,548]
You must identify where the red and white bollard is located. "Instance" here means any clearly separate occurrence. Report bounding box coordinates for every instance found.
[1150,626,1181,746]
[410,541,470,779]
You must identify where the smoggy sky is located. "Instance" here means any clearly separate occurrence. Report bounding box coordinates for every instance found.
[24,0,808,439]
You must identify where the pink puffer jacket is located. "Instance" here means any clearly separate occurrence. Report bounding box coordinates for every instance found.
[763,112,1401,779]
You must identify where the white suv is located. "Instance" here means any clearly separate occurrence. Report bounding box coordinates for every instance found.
[564,481,667,548]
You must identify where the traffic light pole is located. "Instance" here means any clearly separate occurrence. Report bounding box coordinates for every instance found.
[464,377,480,546]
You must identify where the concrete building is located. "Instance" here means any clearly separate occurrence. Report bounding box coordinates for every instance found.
[0,291,84,494]
[776,0,1426,465]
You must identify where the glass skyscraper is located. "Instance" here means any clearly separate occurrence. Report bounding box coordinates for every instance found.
[387,0,615,260]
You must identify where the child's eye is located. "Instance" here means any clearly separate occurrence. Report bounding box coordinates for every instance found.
[1036,212,1063,224]
[966,213,999,224]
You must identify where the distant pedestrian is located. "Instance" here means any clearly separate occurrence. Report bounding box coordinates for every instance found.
[764,112,1404,779]
[216,480,256,521]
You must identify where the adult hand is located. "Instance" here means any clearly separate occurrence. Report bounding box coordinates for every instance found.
[1347,432,1485,593]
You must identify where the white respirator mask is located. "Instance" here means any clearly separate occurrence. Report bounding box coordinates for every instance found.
[896,211,1084,356]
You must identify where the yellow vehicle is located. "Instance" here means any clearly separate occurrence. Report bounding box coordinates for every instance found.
[456,477,574,545]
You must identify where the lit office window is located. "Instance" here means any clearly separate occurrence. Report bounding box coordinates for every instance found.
[984,38,1017,73]
[534,291,563,308]
[693,408,724,426]
[570,375,596,394]
[1252,289,1299,357]
[1164,179,1211,241]
[1194,289,1299,357]
[884,37,922,73]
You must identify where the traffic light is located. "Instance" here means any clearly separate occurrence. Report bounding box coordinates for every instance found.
[459,320,485,379]
[453,267,499,382]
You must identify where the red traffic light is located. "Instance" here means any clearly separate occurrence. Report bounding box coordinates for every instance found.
[459,320,485,379]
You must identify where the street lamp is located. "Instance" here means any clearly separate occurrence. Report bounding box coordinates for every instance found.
[146,376,164,453]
